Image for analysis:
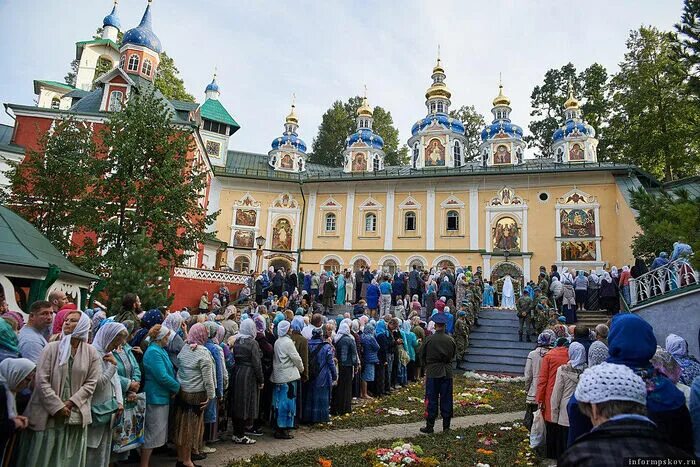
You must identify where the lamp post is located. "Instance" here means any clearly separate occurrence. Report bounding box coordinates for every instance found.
[255,235,266,273]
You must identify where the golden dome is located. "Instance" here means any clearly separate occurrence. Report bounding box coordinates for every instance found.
[564,84,580,110]
[357,96,373,117]
[285,104,298,124]
[432,57,445,75]
[425,82,451,100]
[492,84,510,107]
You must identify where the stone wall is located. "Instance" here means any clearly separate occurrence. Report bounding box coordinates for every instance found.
[636,287,700,356]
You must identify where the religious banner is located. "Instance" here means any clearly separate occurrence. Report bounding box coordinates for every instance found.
[561,240,597,261]
[560,208,595,237]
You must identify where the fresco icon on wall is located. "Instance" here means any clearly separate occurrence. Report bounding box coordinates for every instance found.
[492,217,520,252]
[235,209,257,227]
[233,230,254,248]
[561,240,597,261]
[272,218,293,251]
[353,153,367,172]
[569,143,585,161]
[493,144,512,164]
[560,208,595,237]
[425,138,446,166]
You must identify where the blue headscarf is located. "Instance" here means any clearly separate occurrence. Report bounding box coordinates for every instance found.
[375,320,389,336]
[607,313,685,411]
[364,322,375,336]
[272,311,285,335]
[291,316,305,333]
[129,309,163,347]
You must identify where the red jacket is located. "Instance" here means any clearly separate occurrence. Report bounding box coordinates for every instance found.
[535,346,569,422]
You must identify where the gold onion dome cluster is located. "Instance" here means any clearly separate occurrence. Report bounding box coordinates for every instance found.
[285,104,298,125]
[425,59,451,100]
[492,84,510,107]
[357,96,373,117]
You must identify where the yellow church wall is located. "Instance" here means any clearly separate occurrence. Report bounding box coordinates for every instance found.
[614,184,640,267]
[314,192,347,252]
[434,191,471,251]
[393,191,427,251]
[353,191,386,250]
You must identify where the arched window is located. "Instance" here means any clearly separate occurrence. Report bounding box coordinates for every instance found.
[382,259,397,275]
[50,97,60,110]
[413,143,419,168]
[119,55,126,69]
[437,102,444,113]
[108,90,124,112]
[373,156,380,172]
[438,260,455,270]
[446,210,459,231]
[127,54,140,72]
[323,259,340,273]
[409,259,424,271]
[325,213,336,232]
[453,142,462,167]
[233,255,250,273]
[365,212,377,232]
[430,103,436,113]
[142,59,153,77]
[404,211,416,231]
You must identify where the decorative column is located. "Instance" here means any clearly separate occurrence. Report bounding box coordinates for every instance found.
[384,187,395,250]
[469,186,479,250]
[344,189,355,250]
[426,186,435,250]
[304,190,317,249]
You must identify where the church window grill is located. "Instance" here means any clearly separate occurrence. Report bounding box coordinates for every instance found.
[373,156,380,172]
[437,102,444,113]
[405,211,416,231]
[233,256,250,273]
[325,213,336,232]
[142,59,153,77]
[119,55,126,69]
[108,90,124,112]
[365,213,377,232]
[453,142,462,167]
[446,210,459,231]
[430,103,436,113]
[51,97,60,110]
[413,144,419,168]
[127,54,140,72]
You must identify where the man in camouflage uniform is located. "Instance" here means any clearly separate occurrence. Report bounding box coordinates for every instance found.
[454,310,469,361]
[537,273,549,299]
[516,292,534,342]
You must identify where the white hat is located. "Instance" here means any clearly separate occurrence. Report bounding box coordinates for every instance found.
[574,362,647,406]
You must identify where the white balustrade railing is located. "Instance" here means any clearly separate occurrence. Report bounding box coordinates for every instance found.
[629,259,698,307]
[172,267,251,285]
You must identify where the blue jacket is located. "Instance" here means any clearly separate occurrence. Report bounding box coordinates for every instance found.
[361,332,380,364]
[335,334,358,367]
[438,280,454,298]
[114,344,142,395]
[404,330,418,361]
[308,339,337,388]
[444,312,455,334]
[143,343,180,405]
[379,281,392,295]
[366,284,380,309]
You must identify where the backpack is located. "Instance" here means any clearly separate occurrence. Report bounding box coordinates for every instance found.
[308,342,329,381]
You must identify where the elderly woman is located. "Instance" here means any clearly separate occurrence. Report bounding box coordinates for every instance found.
[203,322,227,448]
[87,321,127,467]
[366,279,380,319]
[130,309,163,350]
[221,306,239,341]
[113,320,142,462]
[331,322,358,415]
[289,316,308,425]
[229,318,263,445]
[19,310,100,467]
[550,342,587,458]
[163,312,187,370]
[0,358,35,466]
[302,326,337,423]
[455,274,468,308]
[666,334,700,385]
[175,323,216,467]
[360,322,379,399]
[270,320,304,439]
[0,319,18,363]
[140,324,179,467]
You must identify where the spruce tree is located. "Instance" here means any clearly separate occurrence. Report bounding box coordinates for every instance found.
[675,0,700,99]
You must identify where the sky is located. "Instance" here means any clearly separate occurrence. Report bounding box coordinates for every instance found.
[0,0,685,156]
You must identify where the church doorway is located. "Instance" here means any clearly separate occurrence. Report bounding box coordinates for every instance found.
[353,259,368,272]
[490,261,523,298]
[269,257,292,272]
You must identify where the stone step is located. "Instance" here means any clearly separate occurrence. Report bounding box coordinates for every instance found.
[478,311,519,320]
[475,324,522,333]
[467,346,533,358]
[465,353,529,366]
[461,361,525,375]
[469,338,537,350]
[469,331,529,341]
[477,316,520,324]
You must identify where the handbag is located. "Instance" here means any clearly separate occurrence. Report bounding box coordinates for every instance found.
[112,393,146,453]
[91,399,119,425]
[529,409,546,448]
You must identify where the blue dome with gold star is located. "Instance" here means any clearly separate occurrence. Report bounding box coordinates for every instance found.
[122,3,162,54]
[103,4,121,30]
[346,129,384,150]
[271,133,307,153]
[481,120,524,142]
[411,114,465,137]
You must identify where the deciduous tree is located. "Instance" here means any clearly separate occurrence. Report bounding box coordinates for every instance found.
[448,105,486,162]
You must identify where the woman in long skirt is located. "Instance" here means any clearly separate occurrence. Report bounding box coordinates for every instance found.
[302,328,337,423]
[345,272,355,305]
[586,270,600,311]
[335,273,346,306]
[229,319,263,445]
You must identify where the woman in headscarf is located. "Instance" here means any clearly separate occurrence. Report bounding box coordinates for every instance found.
[666,334,700,386]
[251,313,274,435]
[454,273,467,307]
[89,310,107,342]
[344,271,354,305]
[162,312,186,371]
[438,276,455,305]
[0,358,35,466]
[18,310,100,467]
[585,270,600,311]
[229,319,263,445]
[0,319,18,363]
[360,322,379,399]
[3,311,24,331]
[130,309,163,350]
[335,272,346,306]
[599,271,618,315]
[366,279,380,319]
[501,275,516,309]
[573,270,588,312]
[174,323,216,467]
[289,316,308,425]
[523,330,555,429]
[550,342,587,458]
[561,274,576,324]
[373,319,391,397]
[401,319,418,383]
[331,322,358,415]
[350,319,363,398]
[270,320,303,439]
[140,324,179,467]
[202,322,227,449]
[86,321,127,467]
[535,335,570,459]
[482,281,495,307]
[652,347,686,398]
[221,306,239,341]
[112,320,143,462]
[302,326,337,423]
[619,265,632,305]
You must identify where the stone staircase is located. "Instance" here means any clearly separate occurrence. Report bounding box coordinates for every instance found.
[574,310,610,330]
[461,308,534,375]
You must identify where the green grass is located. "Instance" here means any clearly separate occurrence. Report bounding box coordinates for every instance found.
[310,375,527,430]
[229,420,540,467]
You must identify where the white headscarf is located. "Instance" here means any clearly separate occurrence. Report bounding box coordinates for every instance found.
[163,312,183,332]
[502,276,514,298]
[334,322,352,343]
[277,320,291,338]
[92,321,127,355]
[0,358,35,417]
[568,342,587,370]
[58,312,91,366]
[238,318,257,341]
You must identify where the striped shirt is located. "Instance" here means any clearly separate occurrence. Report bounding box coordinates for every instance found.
[176,345,216,399]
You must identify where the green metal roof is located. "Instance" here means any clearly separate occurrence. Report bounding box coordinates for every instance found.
[0,124,23,155]
[217,151,644,183]
[171,100,199,112]
[0,206,99,282]
[663,176,700,198]
[75,38,119,58]
[34,80,76,94]
[200,99,240,132]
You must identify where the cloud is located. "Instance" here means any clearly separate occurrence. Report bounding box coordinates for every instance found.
[0,0,682,158]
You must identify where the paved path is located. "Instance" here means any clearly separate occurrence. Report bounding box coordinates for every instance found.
[150,410,524,466]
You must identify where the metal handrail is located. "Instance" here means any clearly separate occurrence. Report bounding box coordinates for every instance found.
[629,258,698,307]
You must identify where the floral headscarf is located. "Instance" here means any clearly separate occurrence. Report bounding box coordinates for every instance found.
[187,323,208,348]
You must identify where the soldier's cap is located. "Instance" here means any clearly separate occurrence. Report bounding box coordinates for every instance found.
[431,313,449,325]
[558,316,567,323]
